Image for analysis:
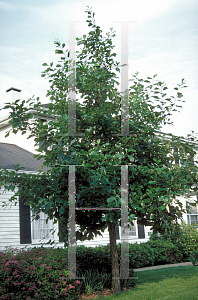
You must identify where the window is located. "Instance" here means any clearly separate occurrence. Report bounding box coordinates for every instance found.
[129,222,137,237]
[187,202,198,227]
[118,220,144,239]
[31,211,55,243]
[19,196,58,244]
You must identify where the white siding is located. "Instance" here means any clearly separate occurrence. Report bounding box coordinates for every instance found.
[76,221,152,248]
[0,187,20,251]
[0,125,37,154]
[0,187,65,252]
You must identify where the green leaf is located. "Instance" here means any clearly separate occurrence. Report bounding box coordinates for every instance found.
[177,92,183,98]
[128,155,134,162]
[55,50,63,54]
[59,206,65,216]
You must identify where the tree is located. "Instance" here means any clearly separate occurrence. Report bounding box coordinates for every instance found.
[0,6,198,293]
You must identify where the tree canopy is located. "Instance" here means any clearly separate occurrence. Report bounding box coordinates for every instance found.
[0,5,198,292]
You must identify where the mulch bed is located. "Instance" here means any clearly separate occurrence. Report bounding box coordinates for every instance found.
[79,287,133,299]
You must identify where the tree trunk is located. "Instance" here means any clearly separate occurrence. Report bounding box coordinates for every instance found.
[108,222,121,293]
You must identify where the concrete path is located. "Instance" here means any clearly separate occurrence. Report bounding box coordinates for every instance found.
[134,261,193,272]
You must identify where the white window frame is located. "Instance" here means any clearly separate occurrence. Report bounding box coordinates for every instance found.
[30,210,59,244]
[186,202,198,228]
[118,219,138,239]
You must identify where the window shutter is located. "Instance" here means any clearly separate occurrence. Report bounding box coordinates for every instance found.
[19,197,31,244]
[115,222,120,240]
[138,224,145,239]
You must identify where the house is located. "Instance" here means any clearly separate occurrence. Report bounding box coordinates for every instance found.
[0,141,150,252]
[0,142,61,252]
[0,87,197,252]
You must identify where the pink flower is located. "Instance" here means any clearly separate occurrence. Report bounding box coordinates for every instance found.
[41,264,47,267]
[63,288,68,292]
[35,293,39,296]
[38,281,41,284]
[68,284,75,289]
[55,290,59,293]
[76,280,80,284]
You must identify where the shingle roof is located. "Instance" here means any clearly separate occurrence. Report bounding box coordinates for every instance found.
[0,143,48,172]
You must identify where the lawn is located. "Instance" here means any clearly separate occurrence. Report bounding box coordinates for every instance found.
[91,266,198,300]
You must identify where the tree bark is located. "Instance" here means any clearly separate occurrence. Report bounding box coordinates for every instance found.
[108,222,121,293]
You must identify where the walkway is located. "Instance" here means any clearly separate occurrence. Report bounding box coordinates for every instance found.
[134,261,193,272]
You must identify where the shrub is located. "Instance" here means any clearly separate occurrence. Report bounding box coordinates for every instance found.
[125,242,155,268]
[0,245,136,299]
[75,245,112,274]
[146,240,182,264]
[189,250,198,266]
[0,247,81,300]
[150,222,198,261]
[75,244,136,290]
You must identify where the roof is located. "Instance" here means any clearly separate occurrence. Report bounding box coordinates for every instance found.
[0,143,48,172]
[6,87,21,93]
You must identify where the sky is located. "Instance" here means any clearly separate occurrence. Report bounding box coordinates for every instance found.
[0,0,197,138]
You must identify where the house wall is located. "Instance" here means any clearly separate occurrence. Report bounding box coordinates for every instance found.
[0,180,195,253]
[0,187,20,251]
[0,187,65,252]
[76,223,152,248]
[0,185,152,252]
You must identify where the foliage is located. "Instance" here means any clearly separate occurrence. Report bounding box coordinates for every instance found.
[0,247,81,300]
[189,250,198,266]
[149,222,198,261]
[0,5,198,293]
[0,246,135,298]
[126,240,181,268]
[75,240,183,270]
[76,269,111,294]
[75,245,112,274]
[0,6,198,241]
[146,240,182,264]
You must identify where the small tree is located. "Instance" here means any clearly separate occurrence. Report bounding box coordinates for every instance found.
[0,6,198,293]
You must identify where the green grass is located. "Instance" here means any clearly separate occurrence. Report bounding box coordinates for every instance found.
[92,266,198,300]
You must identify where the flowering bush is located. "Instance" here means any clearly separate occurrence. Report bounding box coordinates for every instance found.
[0,247,81,299]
